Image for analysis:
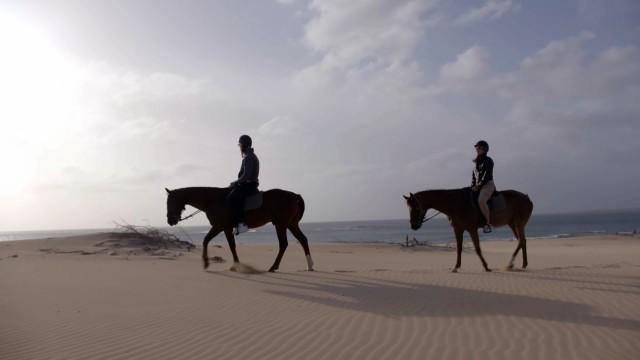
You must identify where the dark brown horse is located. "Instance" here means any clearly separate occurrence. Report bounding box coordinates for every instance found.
[404,188,533,272]
[165,187,314,272]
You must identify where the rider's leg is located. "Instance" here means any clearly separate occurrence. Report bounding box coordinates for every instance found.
[228,182,258,231]
[226,187,242,227]
[235,183,256,225]
[478,180,495,231]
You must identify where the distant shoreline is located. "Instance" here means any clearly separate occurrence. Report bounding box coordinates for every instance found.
[2,207,639,234]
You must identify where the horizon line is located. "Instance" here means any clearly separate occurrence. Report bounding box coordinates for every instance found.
[2,206,639,234]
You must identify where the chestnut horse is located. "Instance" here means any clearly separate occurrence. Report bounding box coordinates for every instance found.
[404,188,533,272]
[165,187,314,272]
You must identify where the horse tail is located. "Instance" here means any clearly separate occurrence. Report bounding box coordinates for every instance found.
[524,194,534,222]
[295,194,306,223]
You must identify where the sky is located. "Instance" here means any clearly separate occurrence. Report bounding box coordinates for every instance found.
[0,0,639,231]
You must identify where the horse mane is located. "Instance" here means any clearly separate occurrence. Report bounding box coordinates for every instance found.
[172,187,230,204]
[174,186,228,193]
[416,187,470,196]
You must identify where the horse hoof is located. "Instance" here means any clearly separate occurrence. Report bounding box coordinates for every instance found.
[451,268,458,273]
[485,268,492,272]
[203,262,209,270]
[268,268,276,273]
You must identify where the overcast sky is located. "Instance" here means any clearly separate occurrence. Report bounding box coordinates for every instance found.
[1,0,639,231]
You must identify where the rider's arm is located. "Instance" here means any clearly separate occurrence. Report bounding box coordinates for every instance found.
[237,154,256,184]
[477,158,493,187]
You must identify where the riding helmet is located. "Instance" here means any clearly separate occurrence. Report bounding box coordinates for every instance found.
[238,134,252,147]
[475,140,489,151]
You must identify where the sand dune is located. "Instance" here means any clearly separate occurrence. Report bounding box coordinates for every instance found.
[1,234,638,359]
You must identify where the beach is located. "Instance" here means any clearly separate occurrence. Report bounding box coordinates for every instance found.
[1,234,639,360]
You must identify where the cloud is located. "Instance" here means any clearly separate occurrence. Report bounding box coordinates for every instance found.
[282,1,639,218]
[576,0,639,20]
[295,0,439,91]
[291,0,436,131]
[454,0,518,26]
[304,0,436,64]
[440,45,489,80]
[259,116,301,136]
[3,2,639,229]
[296,25,640,217]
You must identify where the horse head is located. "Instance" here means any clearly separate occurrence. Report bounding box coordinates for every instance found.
[403,193,427,230]
[165,188,184,226]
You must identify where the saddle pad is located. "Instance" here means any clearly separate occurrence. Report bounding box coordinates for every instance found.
[244,191,263,211]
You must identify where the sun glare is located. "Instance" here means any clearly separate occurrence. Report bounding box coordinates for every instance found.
[0,14,81,197]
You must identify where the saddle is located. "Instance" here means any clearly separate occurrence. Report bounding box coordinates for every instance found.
[244,190,264,211]
[470,187,506,213]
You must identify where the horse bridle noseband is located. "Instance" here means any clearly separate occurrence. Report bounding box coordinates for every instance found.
[413,197,441,224]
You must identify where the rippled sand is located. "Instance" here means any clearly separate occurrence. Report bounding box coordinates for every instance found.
[1,234,638,360]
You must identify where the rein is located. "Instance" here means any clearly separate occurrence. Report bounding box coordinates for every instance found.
[413,195,441,224]
[180,209,202,222]
[422,210,441,223]
[175,208,202,244]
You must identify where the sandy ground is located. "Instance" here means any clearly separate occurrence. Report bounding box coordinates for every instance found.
[1,233,639,360]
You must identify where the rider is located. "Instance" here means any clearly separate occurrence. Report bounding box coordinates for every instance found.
[227,134,260,234]
[472,140,495,234]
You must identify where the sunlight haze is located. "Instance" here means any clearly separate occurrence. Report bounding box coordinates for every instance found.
[0,0,639,231]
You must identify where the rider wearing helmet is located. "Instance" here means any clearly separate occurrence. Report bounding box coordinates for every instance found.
[472,140,495,233]
[227,135,260,234]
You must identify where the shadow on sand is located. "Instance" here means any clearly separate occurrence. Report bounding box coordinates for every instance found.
[208,269,640,332]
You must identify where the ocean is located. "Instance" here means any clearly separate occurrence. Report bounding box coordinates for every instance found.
[1,209,638,245]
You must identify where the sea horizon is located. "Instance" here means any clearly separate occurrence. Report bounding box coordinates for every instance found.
[3,207,639,244]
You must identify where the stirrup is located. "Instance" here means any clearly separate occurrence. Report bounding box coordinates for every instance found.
[483,224,493,233]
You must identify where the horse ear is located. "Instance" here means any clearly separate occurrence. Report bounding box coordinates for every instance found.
[165,188,171,194]
[403,195,410,201]
[410,192,415,198]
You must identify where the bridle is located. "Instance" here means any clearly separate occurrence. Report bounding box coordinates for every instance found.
[166,191,203,244]
[421,209,441,223]
[171,207,201,244]
[169,200,202,224]
[179,209,202,222]
[412,196,441,224]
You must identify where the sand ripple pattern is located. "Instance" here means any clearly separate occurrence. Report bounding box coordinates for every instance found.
[1,249,639,360]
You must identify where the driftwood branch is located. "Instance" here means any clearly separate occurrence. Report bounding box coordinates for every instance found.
[111,221,196,252]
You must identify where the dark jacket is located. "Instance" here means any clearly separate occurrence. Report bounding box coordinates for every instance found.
[472,155,493,188]
[236,148,259,184]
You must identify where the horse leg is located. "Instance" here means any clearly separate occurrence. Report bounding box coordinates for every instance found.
[202,227,222,269]
[289,223,314,271]
[223,228,240,266]
[452,227,464,273]
[470,230,491,272]
[507,224,522,270]
[268,225,289,272]
[518,224,528,269]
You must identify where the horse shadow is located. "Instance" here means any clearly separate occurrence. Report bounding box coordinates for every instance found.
[209,270,640,332]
